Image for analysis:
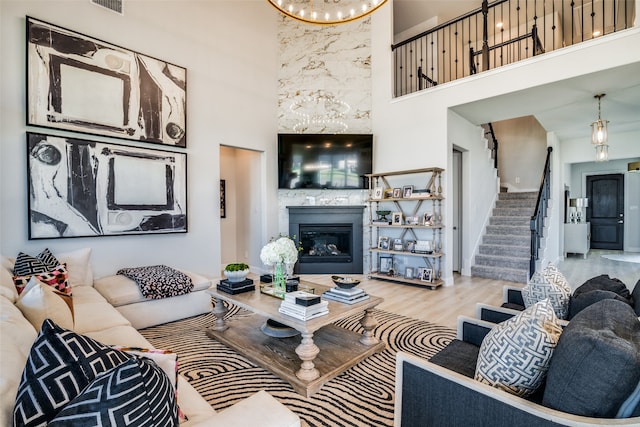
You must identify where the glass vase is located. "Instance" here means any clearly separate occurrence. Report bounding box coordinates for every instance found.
[273,262,287,298]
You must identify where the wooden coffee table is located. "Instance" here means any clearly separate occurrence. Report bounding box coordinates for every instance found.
[205,280,385,397]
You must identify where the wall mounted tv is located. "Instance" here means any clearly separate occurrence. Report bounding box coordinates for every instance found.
[278,134,373,190]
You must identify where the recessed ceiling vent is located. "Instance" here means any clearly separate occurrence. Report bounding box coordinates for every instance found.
[90,0,123,15]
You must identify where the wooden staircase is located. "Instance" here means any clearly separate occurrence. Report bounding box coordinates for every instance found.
[471,191,537,283]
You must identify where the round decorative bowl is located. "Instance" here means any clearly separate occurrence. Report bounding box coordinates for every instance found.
[224,269,249,283]
[331,275,361,289]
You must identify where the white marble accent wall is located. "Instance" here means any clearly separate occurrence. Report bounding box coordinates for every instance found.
[276,15,374,273]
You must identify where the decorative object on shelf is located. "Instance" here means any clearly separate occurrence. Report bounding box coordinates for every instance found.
[27,17,187,148]
[568,198,589,223]
[419,268,433,282]
[375,210,391,224]
[414,240,434,254]
[267,0,388,25]
[224,263,249,283]
[26,132,187,239]
[591,94,609,162]
[393,238,403,251]
[629,161,640,173]
[404,267,414,279]
[260,235,300,297]
[402,185,413,198]
[331,275,361,289]
[372,187,384,199]
[405,240,416,252]
[392,188,402,198]
[423,213,434,226]
[392,212,403,225]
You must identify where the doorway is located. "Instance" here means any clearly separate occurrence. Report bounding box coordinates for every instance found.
[219,146,263,267]
[452,148,463,272]
[586,173,624,250]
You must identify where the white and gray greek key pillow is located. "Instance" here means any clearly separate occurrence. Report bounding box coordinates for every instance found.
[475,299,563,397]
[522,268,571,319]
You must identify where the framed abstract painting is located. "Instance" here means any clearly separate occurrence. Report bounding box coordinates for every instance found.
[26,16,187,148]
[27,132,187,239]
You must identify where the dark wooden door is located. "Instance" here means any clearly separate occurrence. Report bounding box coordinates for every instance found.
[586,174,624,250]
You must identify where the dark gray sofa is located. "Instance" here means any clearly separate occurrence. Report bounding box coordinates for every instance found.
[394,300,640,427]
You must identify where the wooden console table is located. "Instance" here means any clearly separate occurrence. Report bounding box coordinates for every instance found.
[205,280,385,397]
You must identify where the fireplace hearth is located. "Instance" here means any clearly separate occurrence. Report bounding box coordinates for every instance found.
[288,206,364,274]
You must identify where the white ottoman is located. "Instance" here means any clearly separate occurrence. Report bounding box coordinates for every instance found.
[94,269,213,329]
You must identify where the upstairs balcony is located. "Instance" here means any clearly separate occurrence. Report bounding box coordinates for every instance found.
[392,0,636,97]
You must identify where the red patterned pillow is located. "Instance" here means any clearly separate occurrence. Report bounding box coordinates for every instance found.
[13,263,70,295]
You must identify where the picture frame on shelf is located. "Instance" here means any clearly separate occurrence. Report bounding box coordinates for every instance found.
[392,188,402,198]
[393,238,403,251]
[404,267,415,279]
[402,185,413,198]
[378,236,390,250]
[420,268,433,283]
[372,187,384,199]
[26,17,187,148]
[405,240,416,252]
[423,212,434,226]
[392,212,403,225]
[406,215,420,225]
[379,256,393,273]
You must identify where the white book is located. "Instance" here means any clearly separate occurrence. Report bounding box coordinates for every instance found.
[278,306,329,321]
[322,292,370,305]
[280,300,328,315]
[329,287,365,297]
[325,289,368,300]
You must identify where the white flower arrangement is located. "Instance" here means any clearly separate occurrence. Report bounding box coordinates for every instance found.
[260,236,299,266]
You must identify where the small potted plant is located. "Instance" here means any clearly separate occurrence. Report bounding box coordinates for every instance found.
[224,263,249,283]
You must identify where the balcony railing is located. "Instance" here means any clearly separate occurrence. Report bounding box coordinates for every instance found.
[392,0,635,97]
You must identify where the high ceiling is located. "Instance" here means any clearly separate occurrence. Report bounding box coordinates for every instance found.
[394,0,640,145]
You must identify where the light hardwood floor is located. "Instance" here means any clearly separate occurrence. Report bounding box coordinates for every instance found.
[299,249,639,329]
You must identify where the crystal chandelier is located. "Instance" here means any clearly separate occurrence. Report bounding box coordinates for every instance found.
[267,0,388,25]
[290,91,351,134]
[591,94,609,162]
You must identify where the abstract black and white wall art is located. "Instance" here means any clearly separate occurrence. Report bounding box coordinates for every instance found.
[27,132,187,239]
[27,16,187,148]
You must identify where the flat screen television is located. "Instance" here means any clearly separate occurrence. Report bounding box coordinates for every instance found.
[278,134,373,189]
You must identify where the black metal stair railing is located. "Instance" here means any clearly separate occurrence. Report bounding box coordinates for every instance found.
[530,146,553,279]
[392,0,633,97]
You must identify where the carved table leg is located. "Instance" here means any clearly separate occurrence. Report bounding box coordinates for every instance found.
[295,332,320,381]
[212,298,228,331]
[359,308,379,346]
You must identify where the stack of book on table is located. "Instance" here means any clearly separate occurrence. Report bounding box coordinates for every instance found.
[279,291,329,321]
[217,278,255,295]
[322,287,369,304]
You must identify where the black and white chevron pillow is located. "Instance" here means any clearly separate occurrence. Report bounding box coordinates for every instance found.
[13,319,131,426]
[48,357,178,426]
[475,299,563,397]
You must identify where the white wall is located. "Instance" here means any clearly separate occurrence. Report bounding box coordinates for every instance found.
[0,1,279,278]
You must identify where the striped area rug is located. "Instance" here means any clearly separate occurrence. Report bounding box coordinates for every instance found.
[140,305,455,427]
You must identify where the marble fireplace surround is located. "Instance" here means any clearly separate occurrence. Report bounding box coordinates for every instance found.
[288,205,365,274]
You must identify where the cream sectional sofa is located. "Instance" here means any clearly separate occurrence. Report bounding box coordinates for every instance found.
[0,251,300,427]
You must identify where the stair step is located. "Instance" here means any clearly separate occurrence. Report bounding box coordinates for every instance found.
[486,224,530,236]
[479,244,530,257]
[471,265,529,284]
[493,207,533,217]
[498,192,538,200]
[489,217,530,226]
[495,199,536,209]
[483,235,529,247]
[475,254,530,270]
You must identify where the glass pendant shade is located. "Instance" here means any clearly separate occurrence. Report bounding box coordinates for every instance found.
[591,119,609,145]
[595,144,609,162]
[267,0,388,25]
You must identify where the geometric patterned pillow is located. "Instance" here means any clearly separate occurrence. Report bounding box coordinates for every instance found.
[522,270,571,319]
[13,320,131,426]
[543,263,572,295]
[48,357,179,426]
[13,264,70,296]
[13,248,60,276]
[475,299,563,397]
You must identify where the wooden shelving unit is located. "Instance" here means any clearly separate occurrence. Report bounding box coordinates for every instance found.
[366,168,444,290]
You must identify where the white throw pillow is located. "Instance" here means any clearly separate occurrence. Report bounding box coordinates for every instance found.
[475,299,563,397]
[522,269,571,319]
[15,277,74,331]
[57,248,93,287]
[0,258,18,302]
